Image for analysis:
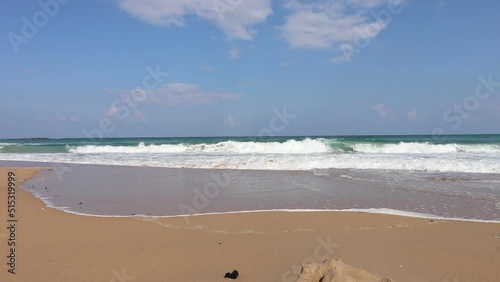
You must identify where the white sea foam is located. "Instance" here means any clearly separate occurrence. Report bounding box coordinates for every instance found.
[2,151,500,173]
[67,139,500,155]
[0,142,15,148]
[352,142,500,154]
[69,138,333,154]
[2,139,500,173]
[17,196,500,224]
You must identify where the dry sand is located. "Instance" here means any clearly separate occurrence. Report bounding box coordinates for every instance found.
[0,168,499,282]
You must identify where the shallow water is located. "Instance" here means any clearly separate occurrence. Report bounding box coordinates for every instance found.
[8,161,499,222]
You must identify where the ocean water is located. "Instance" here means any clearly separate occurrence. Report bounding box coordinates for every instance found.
[1,135,500,173]
[2,135,500,221]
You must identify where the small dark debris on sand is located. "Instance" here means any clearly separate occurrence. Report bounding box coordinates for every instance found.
[224,270,239,279]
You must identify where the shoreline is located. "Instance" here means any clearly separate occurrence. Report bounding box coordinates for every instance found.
[22,203,500,225]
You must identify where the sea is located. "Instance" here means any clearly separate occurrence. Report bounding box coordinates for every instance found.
[1,135,499,221]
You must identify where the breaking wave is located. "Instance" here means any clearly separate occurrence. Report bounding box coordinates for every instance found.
[352,142,500,154]
[68,139,333,154]
[68,140,500,155]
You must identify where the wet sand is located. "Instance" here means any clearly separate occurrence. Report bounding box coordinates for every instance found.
[0,167,499,281]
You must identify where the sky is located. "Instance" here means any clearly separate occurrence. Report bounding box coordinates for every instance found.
[1,0,499,138]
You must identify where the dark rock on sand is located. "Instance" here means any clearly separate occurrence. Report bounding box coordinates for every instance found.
[224,270,239,279]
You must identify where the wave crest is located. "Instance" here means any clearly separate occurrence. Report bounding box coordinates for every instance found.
[69,138,333,154]
[68,140,500,155]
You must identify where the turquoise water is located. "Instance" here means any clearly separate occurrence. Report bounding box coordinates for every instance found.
[1,134,499,152]
[5,134,499,221]
[1,135,500,173]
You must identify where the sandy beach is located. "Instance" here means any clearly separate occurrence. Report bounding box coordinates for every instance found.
[0,167,499,282]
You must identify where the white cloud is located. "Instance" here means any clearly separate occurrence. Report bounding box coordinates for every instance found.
[105,83,241,122]
[331,44,355,63]
[106,104,119,117]
[133,110,146,122]
[105,83,239,122]
[406,109,417,121]
[25,68,36,74]
[372,103,393,117]
[228,47,241,59]
[116,0,273,40]
[37,115,81,122]
[436,0,446,10]
[150,83,240,106]
[200,64,216,72]
[106,104,146,122]
[224,115,236,127]
[280,0,408,63]
[113,83,240,108]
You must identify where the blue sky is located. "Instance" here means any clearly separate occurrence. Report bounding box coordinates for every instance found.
[1,0,499,138]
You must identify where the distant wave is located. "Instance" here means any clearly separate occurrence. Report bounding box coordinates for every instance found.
[68,138,333,154]
[2,137,500,173]
[68,139,500,155]
[0,143,16,146]
[352,142,500,154]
